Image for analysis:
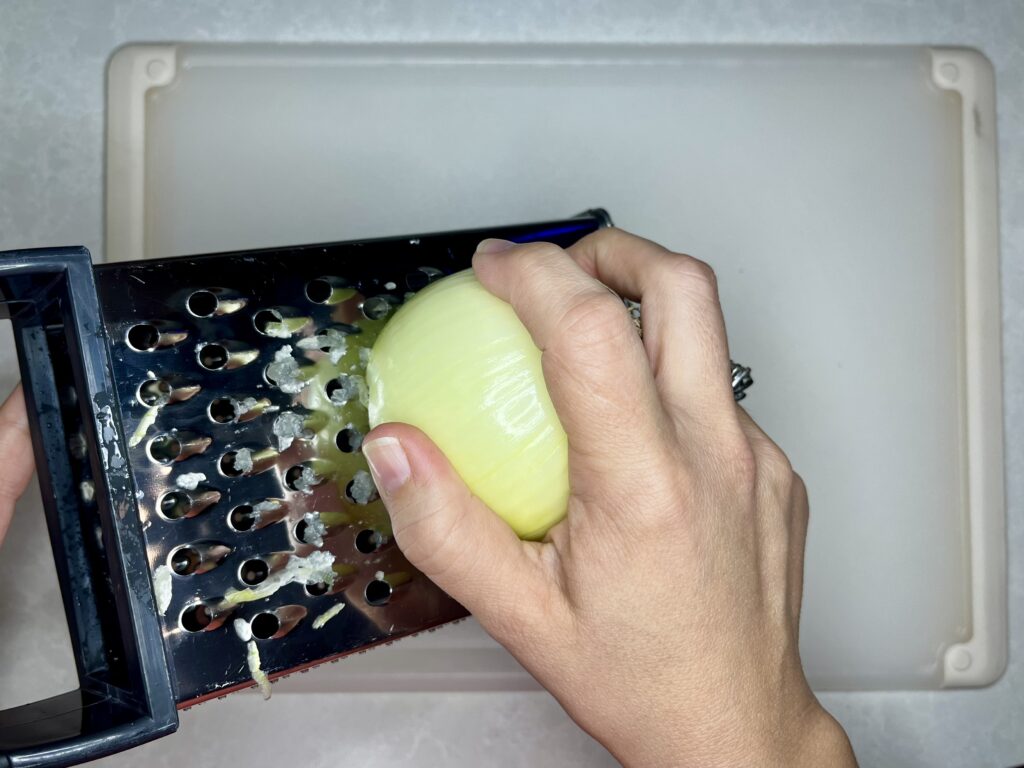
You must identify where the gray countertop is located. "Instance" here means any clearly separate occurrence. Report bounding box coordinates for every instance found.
[0,2,1021,766]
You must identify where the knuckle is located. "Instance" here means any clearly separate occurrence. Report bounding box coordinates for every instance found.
[792,470,807,496]
[587,226,667,255]
[581,226,618,247]
[656,471,699,529]
[627,455,688,517]
[728,442,760,494]
[587,226,634,251]
[513,241,565,272]
[559,290,630,345]
[760,443,795,485]
[700,434,758,498]
[665,254,719,301]
[506,243,568,297]
[753,443,797,509]
[791,471,810,511]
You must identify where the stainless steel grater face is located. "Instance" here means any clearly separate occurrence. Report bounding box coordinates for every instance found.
[104,248,466,706]
[0,211,610,768]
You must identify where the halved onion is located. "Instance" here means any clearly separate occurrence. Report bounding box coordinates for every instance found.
[367,269,568,539]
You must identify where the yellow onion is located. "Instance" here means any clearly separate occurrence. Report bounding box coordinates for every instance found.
[367,269,568,539]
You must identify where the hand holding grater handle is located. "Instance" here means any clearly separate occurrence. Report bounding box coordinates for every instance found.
[0,248,177,767]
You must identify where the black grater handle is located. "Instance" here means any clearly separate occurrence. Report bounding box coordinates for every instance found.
[0,248,177,767]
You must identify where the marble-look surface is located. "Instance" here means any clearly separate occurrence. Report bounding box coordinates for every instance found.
[0,2,1021,767]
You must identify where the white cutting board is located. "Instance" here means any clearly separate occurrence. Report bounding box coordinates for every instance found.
[106,44,1003,690]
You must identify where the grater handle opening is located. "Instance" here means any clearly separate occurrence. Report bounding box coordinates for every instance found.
[0,248,177,767]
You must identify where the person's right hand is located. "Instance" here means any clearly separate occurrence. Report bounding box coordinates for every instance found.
[0,384,34,549]
[362,228,856,767]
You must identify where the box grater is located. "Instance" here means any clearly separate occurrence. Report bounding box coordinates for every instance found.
[0,211,617,767]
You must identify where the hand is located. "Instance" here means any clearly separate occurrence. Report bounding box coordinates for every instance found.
[363,229,856,767]
[0,384,35,548]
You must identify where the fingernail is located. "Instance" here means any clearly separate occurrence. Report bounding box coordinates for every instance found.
[362,436,411,497]
[475,238,515,255]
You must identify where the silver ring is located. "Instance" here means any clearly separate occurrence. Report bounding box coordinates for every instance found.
[730,361,754,402]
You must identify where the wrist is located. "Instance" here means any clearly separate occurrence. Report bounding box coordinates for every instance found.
[595,696,855,768]
[788,704,857,768]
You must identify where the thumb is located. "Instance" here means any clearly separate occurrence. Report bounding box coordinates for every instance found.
[362,423,545,632]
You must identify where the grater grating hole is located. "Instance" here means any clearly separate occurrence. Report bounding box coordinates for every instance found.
[355,529,383,554]
[365,579,392,606]
[252,309,281,335]
[208,398,236,424]
[159,491,191,520]
[148,434,182,464]
[170,545,201,575]
[306,581,330,597]
[126,323,160,352]
[345,474,379,505]
[304,278,333,304]
[360,296,393,320]
[138,378,172,407]
[335,427,363,453]
[229,504,257,531]
[219,452,245,478]
[405,266,443,291]
[324,378,343,400]
[284,465,304,490]
[251,612,280,640]
[285,463,321,492]
[198,343,229,370]
[180,603,213,633]
[186,290,218,318]
[239,559,269,586]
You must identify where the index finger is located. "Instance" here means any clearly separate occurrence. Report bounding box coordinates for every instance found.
[472,239,667,482]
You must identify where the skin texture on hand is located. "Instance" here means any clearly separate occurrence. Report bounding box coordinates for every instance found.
[0,384,35,546]
[363,229,857,767]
